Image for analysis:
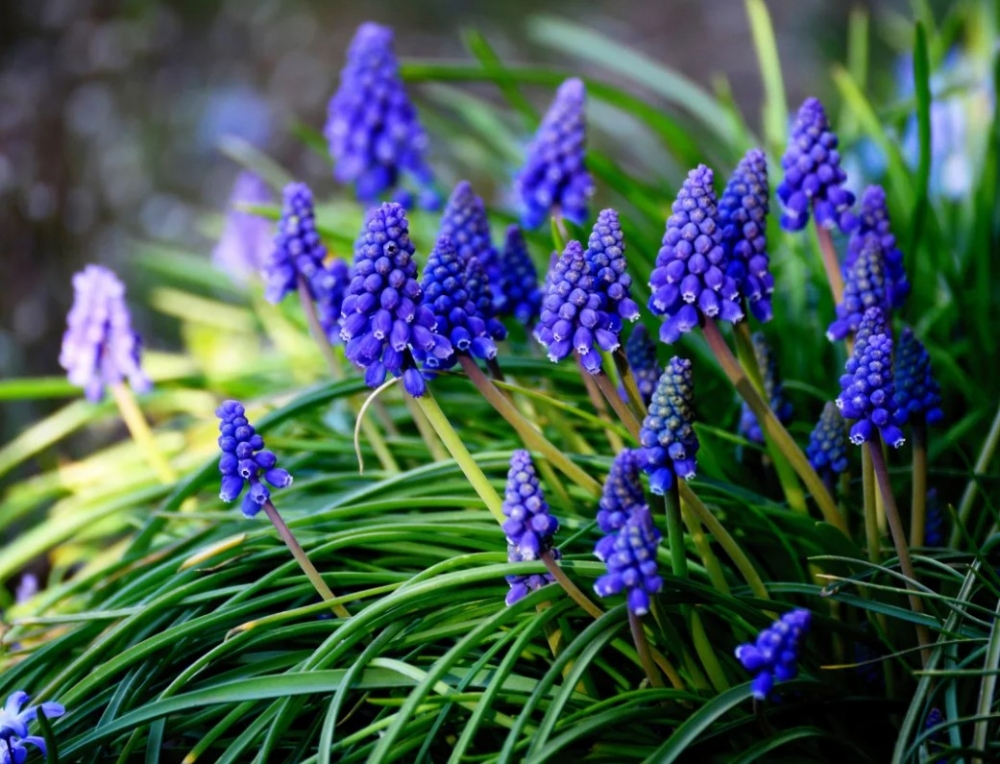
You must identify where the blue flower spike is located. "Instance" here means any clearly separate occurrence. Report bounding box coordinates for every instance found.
[738,333,792,445]
[262,182,327,304]
[498,224,543,326]
[516,78,593,229]
[340,202,453,397]
[0,690,66,763]
[464,254,508,344]
[836,307,907,448]
[585,208,640,330]
[623,325,662,406]
[213,171,274,281]
[894,327,944,427]
[777,98,856,232]
[848,185,910,309]
[597,449,646,534]
[439,181,502,303]
[594,506,663,616]
[720,148,774,322]
[502,450,559,605]
[325,22,437,207]
[736,609,811,700]
[827,232,890,341]
[535,239,620,373]
[648,164,744,344]
[216,400,293,518]
[806,402,850,486]
[637,357,699,494]
[59,265,151,403]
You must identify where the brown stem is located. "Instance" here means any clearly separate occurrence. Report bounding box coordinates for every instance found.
[629,610,665,688]
[575,354,625,452]
[542,551,603,619]
[815,223,844,304]
[591,369,642,439]
[910,424,928,548]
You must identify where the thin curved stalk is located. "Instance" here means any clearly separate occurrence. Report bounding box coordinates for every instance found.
[862,446,881,565]
[109,383,176,484]
[591,366,642,439]
[910,424,928,548]
[612,346,647,419]
[953,400,1000,547]
[629,611,665,688]
[576,355,625,452]
[814,223,844,304]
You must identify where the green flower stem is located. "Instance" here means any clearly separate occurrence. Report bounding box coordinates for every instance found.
[677,482,770,600]
[591,366,642,439]
[814,223,845,304]
[910,424,928,548]
[404,396,449,463]
[412,390,505,524]
[866,435,931,665]
[680,502,730,595]
[733,322,808,514]
[109,383,176,484]
[262,500,352,619]
[953,400,1000,547]
[702,318,846,533]
[660,487,688,581]
[612,346,647,419]
[458,355,603,497]
[575,355,625,453]
[629,611,665,688]
[296,277,400,475]
[861,446,880,564]
[541,551,603,619]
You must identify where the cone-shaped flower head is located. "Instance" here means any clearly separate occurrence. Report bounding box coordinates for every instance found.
[738,333,792,445]
[216,400,292,518]
[262,182,328,304]
[516,78,593,229]
[777,98,856,232]
[735,609,811,700]
[340,203,453,397]
[594,506,662,616]
[498,225,543,325]
[836,307,906,447]
[438,181,501,301]
[213,171,273,281]
[597,449,646,534]
[638,358,699,494]
[465,255,508,343]
[720,148,774,322]
[648,165,744,344]
[535,240,620,373]
[0,692,65,758]
[847,185,910,309]
[59,265,150,403]
[806,402,850,485]
[585,208,640,329]
[501,450,559,560]
[505,542,559,607]
[314,258,352,346]
[414,235,497,370]
[624,325,662,405]
[827,233,890,341]
[325,23,437,207]
[894,327,944,427]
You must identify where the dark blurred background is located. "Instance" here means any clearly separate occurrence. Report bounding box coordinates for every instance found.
[0,0,913,438]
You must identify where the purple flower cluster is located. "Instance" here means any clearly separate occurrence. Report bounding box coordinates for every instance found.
[806,402,850,487]
[836,307,906,448]
[340,203,453,397]
[623,325,662,405]
[596,449,646,535]
[502,450,559,605]
[325,23,437,207]
[216,400,292,518]
[847,186,910,309]
[0,691,65,763]
[439,181,502,305]
[516,78,593,229]
[894,328,944,427]
[735,609,811,700]
[315,258,352,346]
[827,233,890,342]
[535,240,620,373]
[720,148,774,322]
[585,208,640,330]
[777,98,856,232]
[262,183,327,304]
[594,506,662,616]
[498,225,543,326]
[648,165,743,344]
[213,171,274,281]
[925,489,945,547]
[464,254,508,345]
[738,333,792,445]
[637,357,699,494]
[59,265,151,403]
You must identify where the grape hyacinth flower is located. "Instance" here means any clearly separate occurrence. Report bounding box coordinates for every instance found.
[216,400,293,518]
[827,233,890,342]
[894,328,944,427]
[262,182,329,304]
[623,325,662,405]
[59,265,151,403]
[735,609,811,700]
[314,257,352,346]
[637,357,699,494]
[0,691,65,763]
[593,506,663,616]
[497,225,543,326]
[340,203,453,397]
[597,449,646,534]
[534,240,619,373]
[648,165,744,344]
[777,98,856,232]
[438,181,501,302]
[847,186,910,309]
[806,402,850,487]
[836,307,906,448]
[324,22,437,207]
[516,78,593,229]
[502,450,558,605]
[925,489,945,547]
[465,255,508,344]
[720,148,774,322]
[213,171,274,281]
[738,333,792,445]
[585,209,640,330]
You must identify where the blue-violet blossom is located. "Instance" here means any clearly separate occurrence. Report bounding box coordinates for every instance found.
[216,400,293,518]
[213,171,274,281]
[502,450,559,605]
[738,332,792,445]
[827,233,890,342]
[438,181,502,303]
[637,357,699,494]
[594,506,662,616]
[597,449,646,535]
[735,609,811,700]
[498,224,543,326]
[0,691,65,763]
[806,402,850,487]
[847,185,910,309]
[894,327,944,427]
[262,182,329,304]
[585,208,640,330]
[623,324,662,406]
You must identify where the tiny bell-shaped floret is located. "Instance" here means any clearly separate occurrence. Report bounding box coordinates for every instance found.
[597,449,646,534]
[735,609,811,700]
[262,182,328,305]
[806,402,850,486]
[720,148,774,322]
[497,225,543,326]
[216,400,293,518]
[827,233,890,342]
[648,164,744,344]
[502,451,559,606]
[894,327,944,427]
[836,307,906,448]
[847,185,910,309]
[516,78,593,229]
[439,181,502,304]
[738,333,792,445]
[777,98,856,232]
[637,357,699,494]
[0,689,66,763]
[585,208,640,329]
[593,506,663,616]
